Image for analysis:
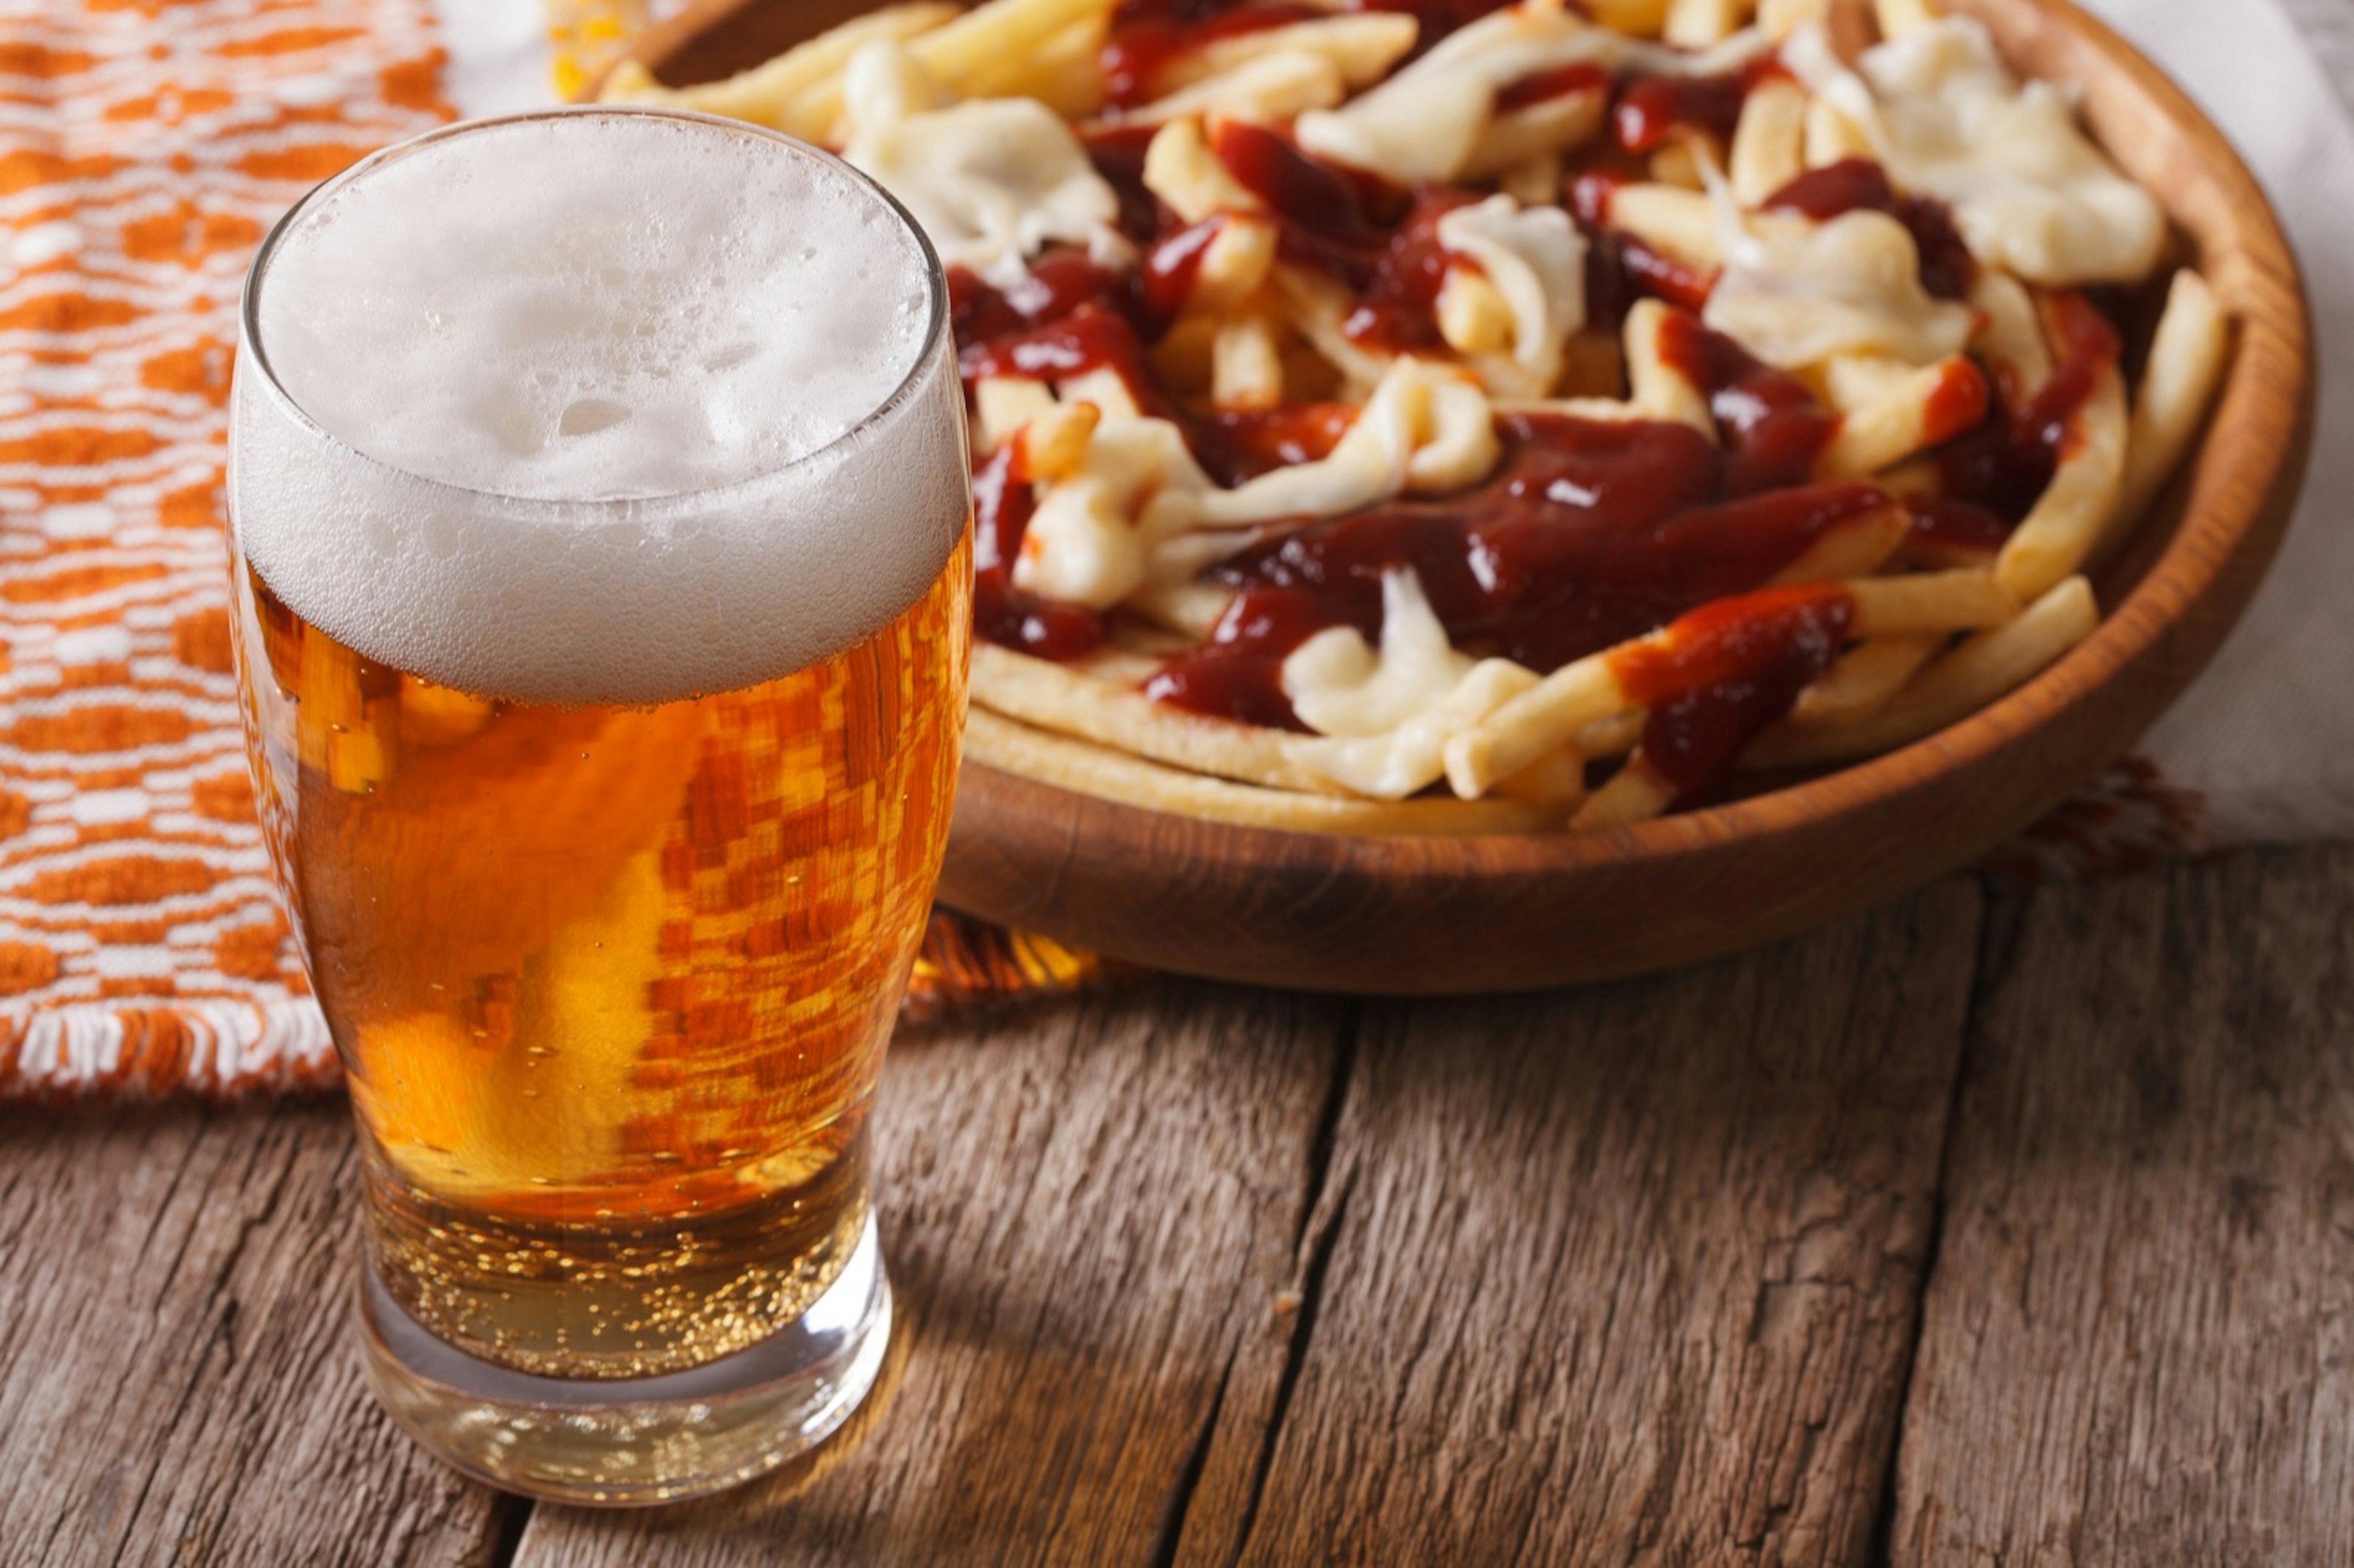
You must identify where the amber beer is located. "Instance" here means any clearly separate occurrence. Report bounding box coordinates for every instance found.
[229,109,970,1503]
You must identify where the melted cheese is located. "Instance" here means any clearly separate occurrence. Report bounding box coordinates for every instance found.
[1786,18,2165,285]
[1297,7,1769,184]
[1436,196,1588,390]
[1705,209,1976,369]
[1010,360,1501,609]
[1283,571,1539,798]
[840,42,1131,288]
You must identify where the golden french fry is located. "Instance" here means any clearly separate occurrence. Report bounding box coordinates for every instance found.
[1577,709,1648,760]
[1588,0,1671,31]
[1213,312,1286,411]
[1466,90,1610,180]
[1818,353,1924,414]
[2116,268,2231,528]
[956,12,1114,117]
[1873,0,1943,39]
[1143,116,1261,224]
[1127,582,1235,640]
[1747,577,2097,768]
[1730,79,1810,207]
[1625,300,1715,435]
[1759,0,1831,39]
[967,710,1561,835]
[1273,264,1395,395]
[1157,13,1418,100]
[1446,656,1628,801]
[1650,143,1707,191]
[1665,0,1751,47]
[1805,96,1875,167]
[596,3,958,141]
[1995,363,2128,601]
[1970,272,2055,398]
[1016,398,1102,481]
[1194,216,1279,310]
[1789,634,1944,723]
[910,0,1118,93]
[974,644,1345,794]
[1813,358,1987,480]
[1119,50,1346,127]
[1436,268,1517,359]
[1572,759,1676,828]
[973,376,1057,453]
[1767,504,1910,585]
[1493,745,1590,811]
[1607,184,1725,268]
[1846,571,2021,637]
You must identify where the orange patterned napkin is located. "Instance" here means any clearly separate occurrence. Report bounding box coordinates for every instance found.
[0,2,1099,1103]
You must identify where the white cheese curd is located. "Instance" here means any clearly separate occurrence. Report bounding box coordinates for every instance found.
[1283,571,1540,798]
[1704,209,1976,369]
[1010,360,1501,609]
[1783,18,2165,285]
[840,41,1132,288]
[1435,195,1588,388]
[1296,7,1770,184]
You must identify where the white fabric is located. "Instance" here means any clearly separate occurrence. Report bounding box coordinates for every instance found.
[436,0,2354,846]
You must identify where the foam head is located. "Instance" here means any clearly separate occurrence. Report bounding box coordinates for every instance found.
[234,109,969,706]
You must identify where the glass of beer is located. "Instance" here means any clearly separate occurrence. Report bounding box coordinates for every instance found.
[227,108,971,1504]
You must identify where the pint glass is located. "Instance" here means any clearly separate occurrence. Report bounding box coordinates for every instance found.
[227,110,971,1504]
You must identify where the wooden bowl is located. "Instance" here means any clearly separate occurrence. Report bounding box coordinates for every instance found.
[632,0,2313,994]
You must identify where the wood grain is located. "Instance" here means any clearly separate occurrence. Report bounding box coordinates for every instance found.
[0,1103,512,1568]
[512,980,1347,1567]
[1892,845,2354,1566]
[1174,882,1984,1567]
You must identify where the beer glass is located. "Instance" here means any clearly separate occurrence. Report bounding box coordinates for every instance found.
[227,109,971,1504]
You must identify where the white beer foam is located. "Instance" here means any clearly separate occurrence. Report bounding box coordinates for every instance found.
[235,110,967,707]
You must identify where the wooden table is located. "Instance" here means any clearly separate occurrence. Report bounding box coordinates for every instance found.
[8,843,2354,1565]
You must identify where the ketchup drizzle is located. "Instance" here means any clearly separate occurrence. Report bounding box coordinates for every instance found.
[1613,58,1791,154]
[972,443,1110,662]
[1654,310,1838,495]
[1935,290,2122,524]
[1100,0,1326,110]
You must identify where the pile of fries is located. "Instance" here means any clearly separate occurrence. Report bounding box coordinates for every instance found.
[608,0,2231,837]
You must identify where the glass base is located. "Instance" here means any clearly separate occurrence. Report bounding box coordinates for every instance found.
[358,1212,892,1506]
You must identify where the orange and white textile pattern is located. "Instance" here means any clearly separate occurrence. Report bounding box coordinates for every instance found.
[0,0,452,1102]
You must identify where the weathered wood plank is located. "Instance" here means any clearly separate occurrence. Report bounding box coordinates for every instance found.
[0,1102,513,1568]
[514,978,1347,1568]
[1179,881,1984,1568]
[1892,846,2354,1565]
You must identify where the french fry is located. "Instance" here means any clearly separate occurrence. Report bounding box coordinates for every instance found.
[1144,116,1262,224]
[596,3,958,142]
[1873,0,1943,39]
[1818,352,1925,414]
[1120,50,1346,127]
[1789,634,1944,723]
[1665,0,1751,47]
[1813,358,1988,480]
[1759,0,1830,39]
[1970,272,2055,397]
[1493,745,1590,811]
[1151,13,1418,102]
[1730,79,1810,207]
[1650,142,1707,191]
[1572,760,1676,828]
[1578,709,1648,760]
[956,12,1115,118]
[1466,90,1610,179]
[1213,312,1287,410]
[910,0,1119,96]
[1746,577,2097,768]
[2115,268,2231,530]
[1606,184,1725,268]
[1767,504,1910,585]
[974,376,1057,453]
[1805,96,1875,167]
[1625,301,1715,435]
[1273,264,1395,394]
[1501,152,1564,209]
[966,710,1562,835]
[1588,0,1672,31]
[1846,571,2019,637]
[1016,398,1102,481]
[1437,269,1517,359]
[974,644,1346,794]
[1995,362,2127,601]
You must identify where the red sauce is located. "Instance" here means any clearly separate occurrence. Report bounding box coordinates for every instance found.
[1143,215,1230,322]
[1149,413,1889,727]
[1655,309,1838,495]
[972,443,1110,662]
[1935,290,2122,523]
[1923,359,1991,446]
[950,251,1140,367]
[1614,58,1789,154]
[1345,188,1485,351]
[1574,172,1720,319]
[1496,59,1610,115]
[1612,585,1855,797]
[1199,403,1358,479]
[1101,0,1327,109]
[1764,158,1977,300]
[1082,121,1167,246]
[1904,495,2013,567]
